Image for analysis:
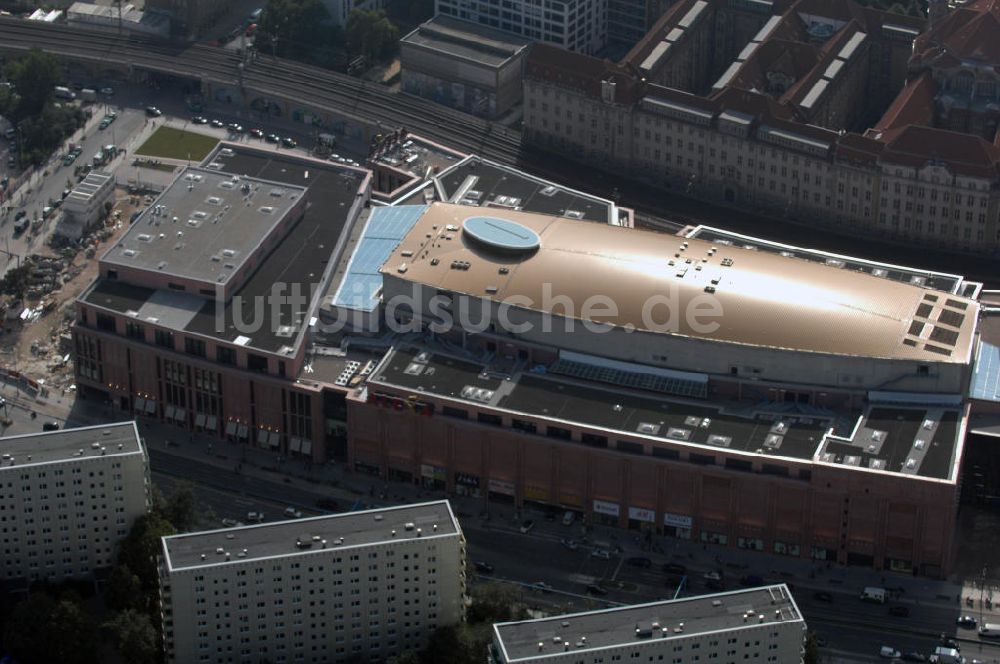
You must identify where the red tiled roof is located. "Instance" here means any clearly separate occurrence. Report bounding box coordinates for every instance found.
[621,0,700,69]
[836,132,885,164]
[525,43,643,104]
[878,124,1000,178]
[728,39,821,93]
[872,71,937,133]
[914,0,1000,63]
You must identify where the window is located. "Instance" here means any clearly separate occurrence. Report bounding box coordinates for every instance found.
[441,406,467,420]
[615,440,642,455]
[125,321,144,340]
[689,453,715,466]
[96,313,116,333]
[652,447,680,460]
[154,329,174,349]
[511,419,536,433]
[217,346,236,366]
[185,337,206,357]
[477,413,502,427]
[247,354,268,373]
[546,426,571,441]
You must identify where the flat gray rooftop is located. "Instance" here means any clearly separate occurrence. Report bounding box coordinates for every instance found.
[103,166,306,288]
[402,15,531,68]
[82,148,367,353]
[0,421,142,469]
[370,346,962,480]
[435,157,614,223]
[494,585,802,662]
[163,500,459,571]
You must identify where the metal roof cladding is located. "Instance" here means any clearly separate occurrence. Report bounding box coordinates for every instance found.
[463,216,541,252]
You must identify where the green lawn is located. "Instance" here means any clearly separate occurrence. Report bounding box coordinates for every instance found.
[135,126,218,161]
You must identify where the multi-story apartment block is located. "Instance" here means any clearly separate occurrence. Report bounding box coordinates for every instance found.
[158,501,466,664]
[0,421,150,584]
[435,0,609,55]
[522,0,1000,254]
[490,585,806,664]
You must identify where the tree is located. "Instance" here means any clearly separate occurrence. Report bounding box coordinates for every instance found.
[162,480,198,532]
[117,512,176,593]
[0,262,32,299]
[103,609,159,664]
[803,632,820,664]
[104,565,145,612]
[257,0,345,68]
[3,593,99,664]
[467,582,527,624]
[4,48,59,120]
[346,9,399,64]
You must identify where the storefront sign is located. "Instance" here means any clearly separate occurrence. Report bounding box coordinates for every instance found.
[488,478,515,495]
[454,473,480,487]
[628,506,655,523]
[593,499,620,517]
[420,464,446,480]
[663,512,693,528]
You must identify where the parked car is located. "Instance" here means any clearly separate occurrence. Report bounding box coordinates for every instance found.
[315,498,339,511]
[211,119,225,128]
[145,106,162,117]
[957,615,977,629]
[560,538,579,551]
[266,133,280,143]
[42,421,60,431]
[662,563,687,575]
[590,549,611,560]
[626,557,652,568]
[901,653,927,662]
[879,646,901,659]
[519,519,534,534]
[888,605,910,618]
[99,87,115,96]
[586,584,608,596]
[221,518,238,527]
[283,507,302,519]
[249,128,264,138]
[281,136,297,148]
[246,511,264,523]
[939,636,960,650]
[192,116,208,124]
[473,561,494,574]
[532,581,553,593]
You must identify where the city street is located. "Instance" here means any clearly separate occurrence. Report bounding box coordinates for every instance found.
[0,378,995,662]
[125,416,1000,664]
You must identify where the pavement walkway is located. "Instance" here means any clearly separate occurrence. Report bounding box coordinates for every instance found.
[113,412,999,621]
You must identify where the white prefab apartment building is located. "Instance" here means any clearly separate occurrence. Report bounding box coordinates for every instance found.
[491,585,806,664]
[159,500,466,664]
[0,421,150,584]
[435,0,608,55]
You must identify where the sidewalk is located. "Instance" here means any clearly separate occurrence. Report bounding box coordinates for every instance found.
[120,412,1000,619]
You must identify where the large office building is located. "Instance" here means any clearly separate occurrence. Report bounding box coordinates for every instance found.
[435,0,609,55]
[400,15,531,118]
[0,422,150,584]
[522,0,1000,254]
[490,585,806,664]
[158,500,465,664]
[73,139,997,576]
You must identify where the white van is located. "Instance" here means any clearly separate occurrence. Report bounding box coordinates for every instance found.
[879,646,900,658]
[861,587,887,604]
[562,511,574,526]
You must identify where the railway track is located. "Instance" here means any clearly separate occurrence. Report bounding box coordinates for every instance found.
[0,17,524,163]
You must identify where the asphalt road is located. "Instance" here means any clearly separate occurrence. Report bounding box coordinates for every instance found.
[143,445,1000,663]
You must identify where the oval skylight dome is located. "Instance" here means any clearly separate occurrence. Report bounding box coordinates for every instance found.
[463,216,540,252]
